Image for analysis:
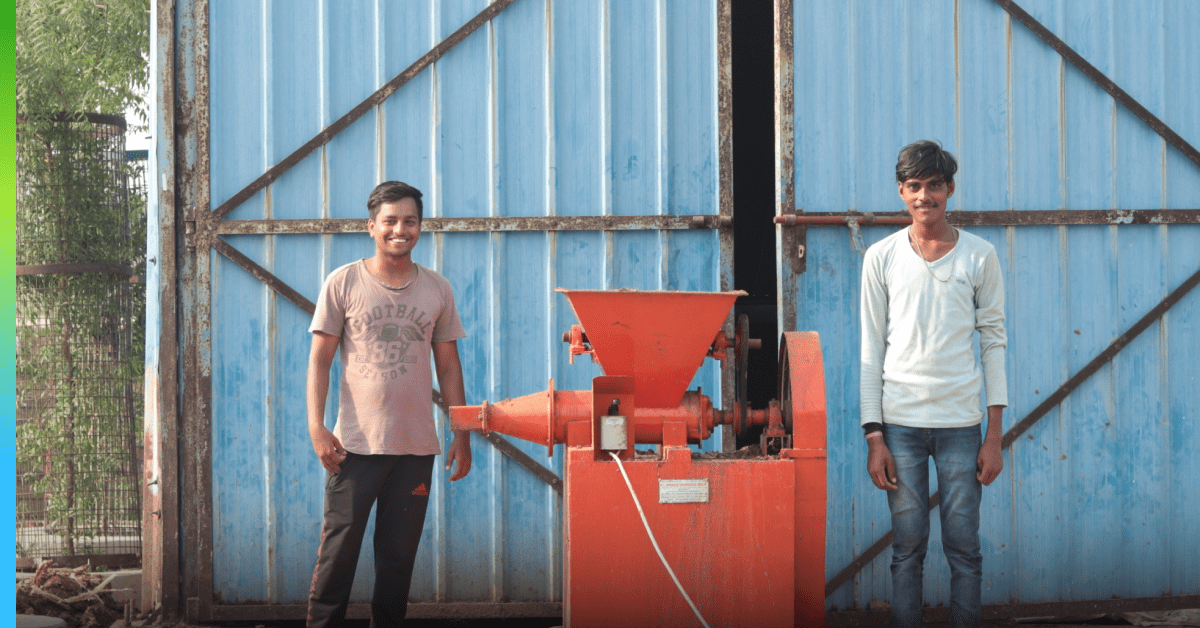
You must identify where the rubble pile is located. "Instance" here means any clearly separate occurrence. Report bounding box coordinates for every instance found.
[16,562,134,628]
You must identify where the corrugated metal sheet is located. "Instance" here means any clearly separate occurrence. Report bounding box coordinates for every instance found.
[782,0,1200,611]
[151,0,729,615]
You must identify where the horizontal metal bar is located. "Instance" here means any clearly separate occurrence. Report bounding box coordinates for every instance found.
[16,111,127,130]
[202,602,563,621]
[995,0,1200,171]
[218,214,732,235]
[15,553,141,571]
[776,209,1200,227]
[16,263,135,276]
[825,263,1200,597]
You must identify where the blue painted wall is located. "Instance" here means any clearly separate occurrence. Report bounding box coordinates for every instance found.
[156,0,726,607]
[786,0,1200,611]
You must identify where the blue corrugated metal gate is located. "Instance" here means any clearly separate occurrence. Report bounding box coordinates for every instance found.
[775,0,1200,612]
[145,0,1199,622]
[146,0,732,620]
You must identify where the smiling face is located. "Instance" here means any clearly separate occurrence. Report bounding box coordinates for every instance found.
[367,198,421,260]
[898,175,956,228]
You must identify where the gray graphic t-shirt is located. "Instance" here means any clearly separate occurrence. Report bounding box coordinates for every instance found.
[310,260,466,455]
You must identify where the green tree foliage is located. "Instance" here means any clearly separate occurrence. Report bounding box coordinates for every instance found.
[15,0,149,558]
[16,0,151,122]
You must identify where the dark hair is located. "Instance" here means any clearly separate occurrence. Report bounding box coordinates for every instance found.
[895,140,958,184]
[367,181,424,221]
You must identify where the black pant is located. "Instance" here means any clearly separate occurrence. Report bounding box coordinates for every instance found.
[307,453,434,628]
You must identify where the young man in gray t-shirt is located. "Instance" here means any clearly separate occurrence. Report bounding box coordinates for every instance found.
[305,181,471,628]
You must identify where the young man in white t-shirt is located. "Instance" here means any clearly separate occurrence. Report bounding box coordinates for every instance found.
[305,181,472,628]
[860,141,1007,628]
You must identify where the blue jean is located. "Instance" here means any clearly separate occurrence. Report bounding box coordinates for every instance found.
[884,424,983,628]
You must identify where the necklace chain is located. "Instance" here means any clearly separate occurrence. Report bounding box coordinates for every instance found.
[910,227,958,283]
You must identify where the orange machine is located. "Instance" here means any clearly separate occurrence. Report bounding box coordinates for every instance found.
[451,289,827,628]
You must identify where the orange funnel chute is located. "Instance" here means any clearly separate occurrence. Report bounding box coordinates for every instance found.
[557,289,745,408]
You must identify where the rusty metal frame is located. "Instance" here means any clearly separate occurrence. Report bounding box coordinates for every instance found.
[774,0,799,335]
[215,214,731,235]
[144,1,182,619]
[717,0,735,450]
[176,0,214,618]
[775,209,1200,227]
[825,264,1200,597]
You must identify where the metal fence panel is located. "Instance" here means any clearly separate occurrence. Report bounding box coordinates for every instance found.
[783,0,1200,611]
[15,115,145,568]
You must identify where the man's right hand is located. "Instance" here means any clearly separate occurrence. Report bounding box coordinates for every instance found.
[311,426,347,474]
[867,434,898,490]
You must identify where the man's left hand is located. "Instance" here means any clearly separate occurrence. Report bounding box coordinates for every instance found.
[446,431,473,481]
[976,438,1003,485]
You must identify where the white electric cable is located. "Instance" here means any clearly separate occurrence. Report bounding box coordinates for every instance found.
[607,451,711,628]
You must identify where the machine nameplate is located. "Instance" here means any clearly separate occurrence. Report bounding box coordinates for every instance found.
[658,479,710,504]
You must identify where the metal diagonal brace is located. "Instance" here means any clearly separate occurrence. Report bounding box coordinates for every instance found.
[211,238,316,314]
[210,238,565,494]
[995,0,1200,170]
[826,263,1200,598]
[210,0,519,221]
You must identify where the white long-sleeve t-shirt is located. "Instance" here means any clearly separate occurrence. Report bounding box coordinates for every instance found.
[860,227,1008,428]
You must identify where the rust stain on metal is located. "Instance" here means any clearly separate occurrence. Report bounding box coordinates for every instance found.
[141,367,163,612]
[717,0,735,445]
[775,0,800,332]
[150,0,182,618]
[773,0,795,219]
[172,0,216,621]
[717,0,734,239]
[210,0,519,221]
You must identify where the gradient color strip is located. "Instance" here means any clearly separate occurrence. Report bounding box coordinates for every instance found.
[4,0,20,607]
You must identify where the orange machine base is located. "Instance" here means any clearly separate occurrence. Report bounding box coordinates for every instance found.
[564,435,826,628]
